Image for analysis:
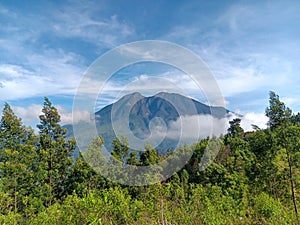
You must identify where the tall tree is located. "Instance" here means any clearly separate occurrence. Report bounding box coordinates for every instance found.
[0,103,37,213]
[265,92,299,222]
[140,142,160,166]
[265,91,292,129]
[37,98,76,206]
[275,124,300,223]
[227,118,244,138]
[111,136,130,166]
[68,150,106,196]
[84,136,106,170]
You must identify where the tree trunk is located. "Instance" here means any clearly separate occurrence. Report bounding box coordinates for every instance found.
[14,183,17,212]
[161,198,165,225]
[287,151,299,223]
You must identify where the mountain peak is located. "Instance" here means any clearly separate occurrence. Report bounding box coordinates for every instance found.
[95,91,228,145]
[154,92,182,97]
[120,92,143,100]
[68,92,230,152]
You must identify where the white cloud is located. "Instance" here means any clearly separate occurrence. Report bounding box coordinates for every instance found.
[216,66,266,97]
[217,4,256,31]
[0,2,135,102]
[167,115,228,142]
[11,104,91,129]
[281,97,298,108]
[1,2,135,50]
[93,74,195,110]
[149,115,216,145]
[0,64,48,101]
[158,2,300,112]
[1,0,299,116]
[95,69,218,106]
[149,112,268,145]
[0,49,84,101]
[12,104,42,126]
[188,42,298,106]
[50,8,135,47]
[217,1,300,34]
[240,112,268,131]
[56,106,91,125]
[164,26,200,42]
[95,74,187,108]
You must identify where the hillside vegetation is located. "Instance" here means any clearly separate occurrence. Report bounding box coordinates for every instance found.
[0,91,300,224]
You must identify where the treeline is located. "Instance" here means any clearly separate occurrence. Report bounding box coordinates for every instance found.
[0,92,299,224]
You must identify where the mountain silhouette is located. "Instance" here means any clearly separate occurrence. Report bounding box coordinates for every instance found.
[67,92,229,153]
[64,92,230,157]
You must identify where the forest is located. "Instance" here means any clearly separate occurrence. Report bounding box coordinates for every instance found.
[0,91,300,225]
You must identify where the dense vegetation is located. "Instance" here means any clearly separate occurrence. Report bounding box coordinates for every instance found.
[0,91,299,224]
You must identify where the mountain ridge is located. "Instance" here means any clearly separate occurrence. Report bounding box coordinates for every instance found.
[67,92,230,153]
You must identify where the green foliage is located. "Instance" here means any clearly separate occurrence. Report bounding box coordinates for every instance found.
[140,142,160,166]
[227,117,244,138]
[251,192,293,224]
[111,136,129,165]
[0,103,39,214]
[37,97,76,205]
[67,151,103,196]
[127,150,139,165]
[0,92,300,224]
[83,136,107,170]
[266,91,292,129]
[291,112,300,125]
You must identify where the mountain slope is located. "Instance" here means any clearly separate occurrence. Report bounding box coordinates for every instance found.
[68,92,229,152]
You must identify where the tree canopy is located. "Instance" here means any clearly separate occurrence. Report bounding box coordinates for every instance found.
[0,93,299,224]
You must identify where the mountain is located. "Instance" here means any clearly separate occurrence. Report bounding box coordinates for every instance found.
[67,92,229,153]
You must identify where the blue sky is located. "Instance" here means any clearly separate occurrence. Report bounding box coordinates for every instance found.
[0,0,300,129]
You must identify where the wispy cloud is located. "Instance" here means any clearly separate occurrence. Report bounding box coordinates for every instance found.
[0,2,135,103]
[12,104,42,127]
[1,2,135,50]
[158,1,300,113]
[51,11,135,48]
[0,48,84,101]
[1,0,300,118]
[94,71,209,110]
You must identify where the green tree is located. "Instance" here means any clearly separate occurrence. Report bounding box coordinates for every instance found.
[68,150,107,196]
[247,129,279,196]
[71,136,108,193]
[83,136,107,171]
[111,136,129,166]
[0,103,38,213]
[127,151,139,166]
[265,92,299,222]
[140,142,160,166]
[37,98,76,206]
[266,91,292,129]
[292,112,300,124]
[274,124,300,223]
[227,118,244,138]
[184,138,209,183]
